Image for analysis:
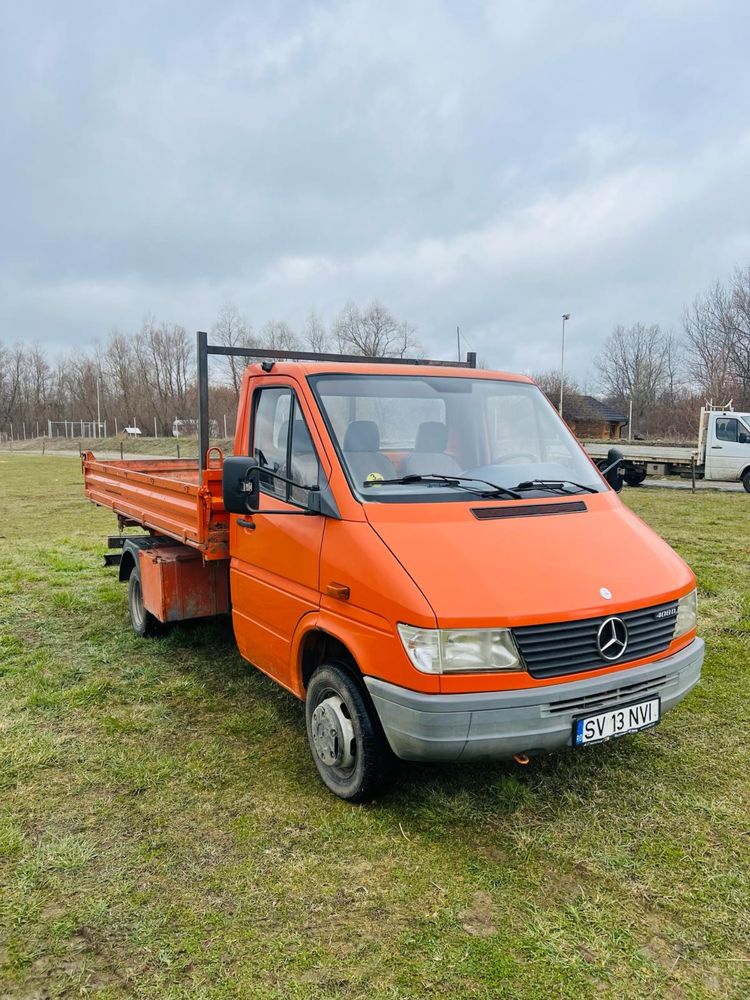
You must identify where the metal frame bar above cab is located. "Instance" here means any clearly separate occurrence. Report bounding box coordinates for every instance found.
[196,330,477,474]
[197,331,210,477]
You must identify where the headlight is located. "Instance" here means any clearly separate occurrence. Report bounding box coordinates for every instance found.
[397,624,524,674]
[674,589,697,638]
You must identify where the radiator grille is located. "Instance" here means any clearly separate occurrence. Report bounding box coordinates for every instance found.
[513,601,678,679]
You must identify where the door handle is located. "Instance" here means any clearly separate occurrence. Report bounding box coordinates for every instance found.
[711,445,722,449]
[237,518,256,530]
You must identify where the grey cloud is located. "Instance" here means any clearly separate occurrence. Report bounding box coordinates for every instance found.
[1,0,749,379]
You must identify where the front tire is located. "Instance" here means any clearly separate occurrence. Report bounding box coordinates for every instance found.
[305,664,395,802]
[127,562,166,638]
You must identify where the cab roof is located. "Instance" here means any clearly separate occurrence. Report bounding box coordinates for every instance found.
[244,360,534,383]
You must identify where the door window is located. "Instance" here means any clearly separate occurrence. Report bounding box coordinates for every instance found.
[716,417,739,443]
[252,387,321,504]
[252,387,292,498]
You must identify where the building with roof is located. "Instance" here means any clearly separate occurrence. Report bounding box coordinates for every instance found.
[563,395,628,440]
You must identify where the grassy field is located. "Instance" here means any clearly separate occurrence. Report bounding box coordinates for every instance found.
[0,455,748,999]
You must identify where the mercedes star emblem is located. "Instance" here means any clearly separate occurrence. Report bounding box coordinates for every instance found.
[597,616,628,660]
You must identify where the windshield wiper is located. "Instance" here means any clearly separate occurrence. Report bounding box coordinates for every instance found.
[362,473,522,500]
[512,479,598,495]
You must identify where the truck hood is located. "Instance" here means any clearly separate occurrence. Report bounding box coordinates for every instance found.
[364,494,694,628]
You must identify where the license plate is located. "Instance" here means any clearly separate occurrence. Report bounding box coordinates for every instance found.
[574,697,660,747]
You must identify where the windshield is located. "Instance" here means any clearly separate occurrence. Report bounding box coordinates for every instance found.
[309,373,606,502]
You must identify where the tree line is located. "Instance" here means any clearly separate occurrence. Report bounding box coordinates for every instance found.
[1,265,749,442]
[0,302,419,440]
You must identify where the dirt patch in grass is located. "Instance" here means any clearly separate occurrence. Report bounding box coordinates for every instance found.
[460,891,498,937]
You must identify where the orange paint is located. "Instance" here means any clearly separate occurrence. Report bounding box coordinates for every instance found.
[139,547,229,622]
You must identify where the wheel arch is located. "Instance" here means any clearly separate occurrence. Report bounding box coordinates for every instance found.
[118,536,169,582]
[290,609,440,698]
[118,547,137,582]
[297,626,362,695]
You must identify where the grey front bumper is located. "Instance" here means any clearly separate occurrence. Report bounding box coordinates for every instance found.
[364,638,704,762]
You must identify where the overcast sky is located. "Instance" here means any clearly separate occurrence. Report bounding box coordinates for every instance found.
[2,1,749,383]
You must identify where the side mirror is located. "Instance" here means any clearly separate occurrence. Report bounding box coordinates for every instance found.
[223,456,340,519]
[222,456,259,514]
[601,447,624,493]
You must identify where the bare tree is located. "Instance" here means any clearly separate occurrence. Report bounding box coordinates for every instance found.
[212,304,256,398]
[26,343,52,417]
[594,323,672,428]
[727,265,750,396]
[259,320,299,351]
[302,309,330,352]
[663,329,683,404]
[682,268,750,407]
[332,300,421,357]
[683,282,735,402]
[0,343,25,431]
[103,330,139,426]
[131,320,192,434]
[532,368,580,403]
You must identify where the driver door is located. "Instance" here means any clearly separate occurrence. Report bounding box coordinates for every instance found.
[709,415,750,480]
[230,382,327,691]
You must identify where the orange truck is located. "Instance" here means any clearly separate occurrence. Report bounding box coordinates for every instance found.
[83,333,703,801]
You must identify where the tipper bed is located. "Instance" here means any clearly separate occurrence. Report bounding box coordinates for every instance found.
[81,452,229,560]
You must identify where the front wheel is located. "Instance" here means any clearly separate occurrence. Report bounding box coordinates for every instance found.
[305,664,395,802]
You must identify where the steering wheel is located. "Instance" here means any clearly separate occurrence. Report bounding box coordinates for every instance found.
[490,452,538,464]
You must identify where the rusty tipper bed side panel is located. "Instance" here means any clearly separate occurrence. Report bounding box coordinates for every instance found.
[81,453,229,559]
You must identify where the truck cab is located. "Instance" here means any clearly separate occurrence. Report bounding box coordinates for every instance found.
[701,406,750,487]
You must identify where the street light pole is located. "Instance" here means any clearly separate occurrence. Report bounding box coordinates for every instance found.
[559,313,571,417]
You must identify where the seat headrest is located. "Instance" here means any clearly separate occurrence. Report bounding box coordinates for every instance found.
[415,421,448,453]
[277,419,315,455]
[343,420,380,452]
[277,420,290,450]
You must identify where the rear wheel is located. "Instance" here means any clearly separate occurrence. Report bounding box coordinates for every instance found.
[305,663,395,802]
[742,470,750,494]
[127,562,166,637]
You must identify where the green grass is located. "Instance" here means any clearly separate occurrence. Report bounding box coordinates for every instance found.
[0,455,748,999]
[2,435,234,458]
